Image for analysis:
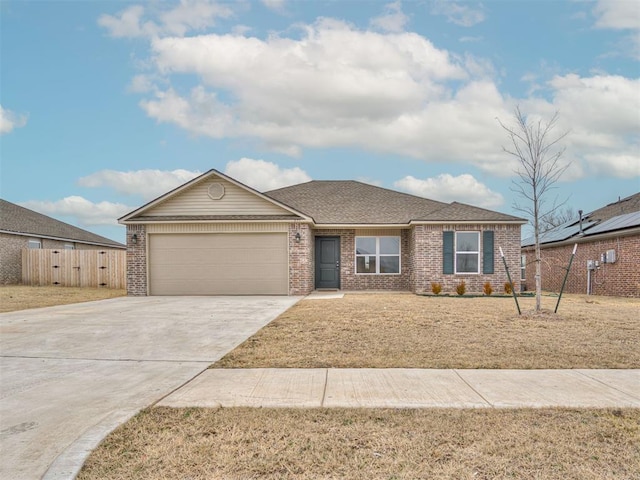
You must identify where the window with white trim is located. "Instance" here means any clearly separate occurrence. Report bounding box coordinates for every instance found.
[28,239,41,249]
[455,231,480,274]
[355,236,400,274]
[64,243,75,250]
[521,254,526,281]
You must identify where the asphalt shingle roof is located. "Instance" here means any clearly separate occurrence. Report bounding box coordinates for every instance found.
[584,192,640,223]
[0,199,125,248]
[265,181,524,224]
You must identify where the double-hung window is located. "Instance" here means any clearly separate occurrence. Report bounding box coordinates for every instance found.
[27,239,41,249]
[356,236,400,274]
[455,232,480,274]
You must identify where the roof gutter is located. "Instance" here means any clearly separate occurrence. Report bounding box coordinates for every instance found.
[410,220,527,226]
[120,218,314,225]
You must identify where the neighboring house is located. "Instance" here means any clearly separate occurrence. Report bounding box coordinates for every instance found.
[0,199,126,284]
[521,193,640,297]
[120,169,526,296]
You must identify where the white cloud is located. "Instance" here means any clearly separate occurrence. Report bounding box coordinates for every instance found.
[159,0,233,36]
[224,158,311,191]
[98,1,233,38]
[261,0,286,12]
[592,0,640,60]
[128,74,157,93]
[98,5,156,38]
[520,74,640,178]
[394,174,504,209]
[21,197,132,227]
[370,1,409,33]
[0,105,28,134]
[78,169,201,200]
[108,13,636,181]
[593,0,640,30]
[430,1,486,27]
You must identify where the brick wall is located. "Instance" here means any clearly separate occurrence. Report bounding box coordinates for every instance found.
[289,223,314,295]
[312,229,412,291]
[126,225,147,296]
[412,224,522,295]
[0,233,25,284]
[0,232,120,285]
[286,225,522,294]
[522,233,640,297]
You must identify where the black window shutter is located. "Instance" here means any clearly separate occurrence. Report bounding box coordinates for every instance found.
[443,231,454,274]
[483,230,494,274]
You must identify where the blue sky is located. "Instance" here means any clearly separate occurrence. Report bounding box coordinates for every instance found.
[1,0,639,244]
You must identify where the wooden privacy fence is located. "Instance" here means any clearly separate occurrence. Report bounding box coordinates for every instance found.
[22,249,126,289]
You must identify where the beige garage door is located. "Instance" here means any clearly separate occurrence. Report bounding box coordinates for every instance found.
[149,233,288,295]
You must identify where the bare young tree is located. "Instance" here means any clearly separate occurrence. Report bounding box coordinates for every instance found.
[540,206,575,233]
[498,107,570,311]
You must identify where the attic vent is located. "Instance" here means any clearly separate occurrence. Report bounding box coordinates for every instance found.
[208,183,225,200]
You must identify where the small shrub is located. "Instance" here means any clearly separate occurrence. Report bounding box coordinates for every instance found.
[456,281,466,296]
[504,282,513,294]
[483,282,493,296]
[431,282,442,295]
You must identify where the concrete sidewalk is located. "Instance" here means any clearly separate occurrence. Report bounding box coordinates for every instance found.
[159,368,640,409]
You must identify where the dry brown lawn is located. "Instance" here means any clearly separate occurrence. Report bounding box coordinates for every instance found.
[0,285,126,313]
[215,293,640,369]
[75,292,639,479]
[78,407,640,480]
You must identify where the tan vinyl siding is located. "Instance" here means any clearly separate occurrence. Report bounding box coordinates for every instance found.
[148,233,288,295]
[146,222,291,234]
[145,176,291,217]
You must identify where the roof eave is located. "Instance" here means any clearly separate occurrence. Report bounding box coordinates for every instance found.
[0,229,125,249]
[120,218,312,225]
[411,219,527,225]
[313,223,411,229]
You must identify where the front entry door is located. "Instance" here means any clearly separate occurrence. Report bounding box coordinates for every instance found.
[315,236,340,289]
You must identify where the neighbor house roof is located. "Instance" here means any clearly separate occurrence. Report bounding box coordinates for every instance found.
[265,181,525,225]
[0,199,125,248]
[584,192,640,223]
[521,192,640,248]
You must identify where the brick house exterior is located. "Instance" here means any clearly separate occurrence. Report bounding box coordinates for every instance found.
[121,170,525,296]
[0,199,125,284]
[521,193,640,298]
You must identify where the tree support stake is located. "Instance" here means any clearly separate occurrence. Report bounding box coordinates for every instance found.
[500,246,521,315]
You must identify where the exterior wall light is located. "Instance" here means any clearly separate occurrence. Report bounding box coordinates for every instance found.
[132,233,138,244]
[295,232,301,243]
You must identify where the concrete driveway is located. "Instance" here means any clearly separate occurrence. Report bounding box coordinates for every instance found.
[0,295,300,480]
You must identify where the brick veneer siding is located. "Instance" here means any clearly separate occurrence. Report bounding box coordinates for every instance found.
[0,232,118,284]
[411,224,522,295]
[522,233,640,297]
[0,233,26,284]
[312,229,412,291]
[289,223,314,295]
[126,225,147,296]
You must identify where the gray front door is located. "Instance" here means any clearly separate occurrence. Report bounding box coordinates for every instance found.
[315,236,340,289]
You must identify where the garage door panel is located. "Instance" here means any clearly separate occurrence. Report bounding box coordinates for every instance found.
[149,233,288,295]
[152,249,284,266]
